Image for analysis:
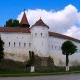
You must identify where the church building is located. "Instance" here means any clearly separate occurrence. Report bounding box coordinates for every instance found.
[0,12,80,66]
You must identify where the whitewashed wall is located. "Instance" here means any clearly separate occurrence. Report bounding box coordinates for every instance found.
[0,30,80,66]
[49,36,80,66]
[0,32,31,62]
[31,26,49,57]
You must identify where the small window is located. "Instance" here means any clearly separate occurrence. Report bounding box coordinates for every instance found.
[41,33,42,37]
[52,45,53,49]
[35,33,37,36]
[29,43,31,47]
[24,43,26,47]
[14,42,15,47]
[9,42,10,47]
[55,46,56,49]
[19,42,21,47]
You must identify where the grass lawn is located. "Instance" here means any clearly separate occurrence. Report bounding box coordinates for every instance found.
[0,71,80,77]
[0,67,80,77]
[0,59,80,77]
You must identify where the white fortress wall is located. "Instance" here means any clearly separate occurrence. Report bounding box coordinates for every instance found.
[0,29,80,65]
[49,36,80,66]
[1,32,31,62]
[31,26,49,57]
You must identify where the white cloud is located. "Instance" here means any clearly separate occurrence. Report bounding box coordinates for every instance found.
[17,4,80,40]
[64,26,80,39]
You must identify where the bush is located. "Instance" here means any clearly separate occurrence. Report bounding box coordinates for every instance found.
[0,59,26,71]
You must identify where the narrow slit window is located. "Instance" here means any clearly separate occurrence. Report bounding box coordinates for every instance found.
[9,42,10,47]
[24,43,26,47]
[29,43,31,47]
[41,33,42,37]
[52,45,53,49]
[14,42,15,47]
[19,42,21,47]
[35,33,37,36]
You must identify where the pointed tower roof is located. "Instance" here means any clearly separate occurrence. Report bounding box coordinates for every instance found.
[20,11,30,28]
[32,18,49,29]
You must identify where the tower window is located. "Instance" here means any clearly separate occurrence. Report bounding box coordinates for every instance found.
[41,33,42,37]
[14,42,15,47]
[19,42,21,47]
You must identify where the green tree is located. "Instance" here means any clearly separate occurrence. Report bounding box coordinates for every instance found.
[61,41,77,71]
[5,19,13,27]
[0,37,4,61]
[5,19,19,27]
[13,20,19,27]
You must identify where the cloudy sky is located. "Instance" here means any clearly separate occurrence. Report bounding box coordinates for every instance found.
[17,4,80,40]
[0,0,80,39]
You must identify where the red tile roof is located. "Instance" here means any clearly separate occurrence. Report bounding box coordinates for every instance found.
[32,18,49,29]
[49,32,80,43]
[0,27,79,43]
[0,27,30,33]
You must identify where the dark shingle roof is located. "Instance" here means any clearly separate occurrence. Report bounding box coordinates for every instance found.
[32,18,49,29]
[49,32,80,43]
[20,12,30,25]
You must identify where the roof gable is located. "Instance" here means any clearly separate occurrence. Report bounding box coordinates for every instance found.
[32,18,49,29]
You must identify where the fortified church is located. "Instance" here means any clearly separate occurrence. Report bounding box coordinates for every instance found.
[0,12,80,66]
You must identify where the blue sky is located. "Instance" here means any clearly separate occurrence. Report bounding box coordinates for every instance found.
[0,0,80,26]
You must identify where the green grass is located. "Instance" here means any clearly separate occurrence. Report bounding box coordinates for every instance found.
[0,71,80,77]
[0,59,80,77]
[0,66,80,77]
